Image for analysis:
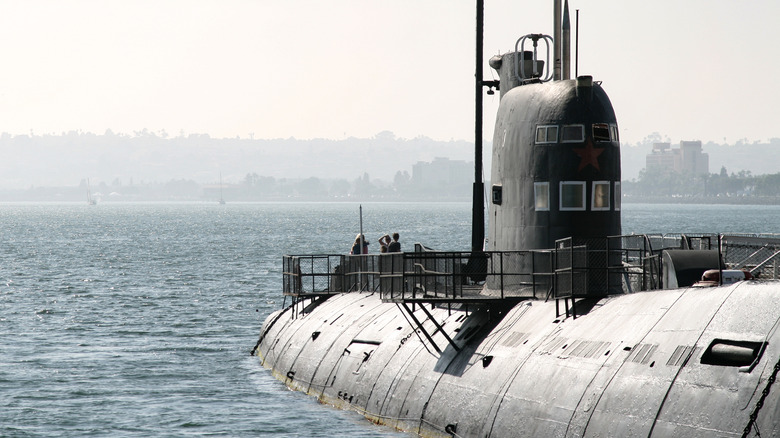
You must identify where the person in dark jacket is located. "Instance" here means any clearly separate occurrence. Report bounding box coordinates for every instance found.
[387,233,401,252]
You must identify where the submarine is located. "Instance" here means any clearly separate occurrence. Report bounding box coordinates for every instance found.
[252,1,780,437]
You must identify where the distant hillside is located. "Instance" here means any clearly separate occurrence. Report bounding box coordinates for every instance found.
[2,130,777,190]
[0,130,483,189]
[706,141,780,175]
[620,137,780,180]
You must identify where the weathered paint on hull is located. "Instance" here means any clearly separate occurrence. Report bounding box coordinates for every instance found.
[255,282,780,437]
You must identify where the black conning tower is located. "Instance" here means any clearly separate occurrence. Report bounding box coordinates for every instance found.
[488,71,621,251]
[486,30,621,296]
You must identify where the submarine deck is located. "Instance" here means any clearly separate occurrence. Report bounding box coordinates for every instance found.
[259,234,780,437]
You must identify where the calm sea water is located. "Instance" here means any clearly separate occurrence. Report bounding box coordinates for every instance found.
[1,202,778,437]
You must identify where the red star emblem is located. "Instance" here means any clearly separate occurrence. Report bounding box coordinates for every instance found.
[573,139,605,171]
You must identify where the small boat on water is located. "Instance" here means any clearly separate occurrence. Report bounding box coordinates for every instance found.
[219,172,226,205]
[87,178,97,205]
[252,2,780,436]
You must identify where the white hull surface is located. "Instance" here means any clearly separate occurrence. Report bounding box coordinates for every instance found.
[256,281,780,437]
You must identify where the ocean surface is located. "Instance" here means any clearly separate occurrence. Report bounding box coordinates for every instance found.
[2,201,779,437]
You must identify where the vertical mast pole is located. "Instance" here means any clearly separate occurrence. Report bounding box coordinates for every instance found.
[472,0,485,253]
[575,9,580,78]
[358,204,364,289]
[359,204,364,252]
[562,0,571,80]
[554,0,562,80]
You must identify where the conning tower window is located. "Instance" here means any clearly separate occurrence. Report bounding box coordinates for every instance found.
[610,124,620,143]
[614,182,622,211]
[491,185,503,205]
[592,181,610,211]
[593,123,610,142]
[561,125,585,143]
[560,181,586,211]
[535,125,558,144]
[534,182,549,211]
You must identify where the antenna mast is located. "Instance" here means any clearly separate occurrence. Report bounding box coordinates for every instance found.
[472,0,485,253]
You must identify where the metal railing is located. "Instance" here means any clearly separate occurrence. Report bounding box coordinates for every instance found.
[281,234,780,303]
[282,254,385,295]
[381,247,555,302]
[720,234,780,279]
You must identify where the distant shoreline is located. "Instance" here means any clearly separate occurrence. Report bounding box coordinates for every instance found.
[623,196,780,205]
[1,196,779,206]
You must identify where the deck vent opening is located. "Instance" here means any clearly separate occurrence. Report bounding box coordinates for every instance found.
[700,339,766,369]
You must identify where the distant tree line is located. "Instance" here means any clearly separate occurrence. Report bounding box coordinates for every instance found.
[229,170,469,201]
[0,129,476,191]
[623,166,780,202]
[0,170,471,202]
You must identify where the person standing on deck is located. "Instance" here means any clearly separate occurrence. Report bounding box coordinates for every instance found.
[378,235,391,253]
[387,233,401,252]
[350,234,369,254]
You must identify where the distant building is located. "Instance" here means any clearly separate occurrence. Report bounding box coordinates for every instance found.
[412,157,473,187]
[646,142,677,171]
[679,141,709,175]
[646,140,709,175]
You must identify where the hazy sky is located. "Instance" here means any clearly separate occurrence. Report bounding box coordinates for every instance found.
[1,0,779,145]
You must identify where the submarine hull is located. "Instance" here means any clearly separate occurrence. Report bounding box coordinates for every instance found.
[256,282,780,437]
